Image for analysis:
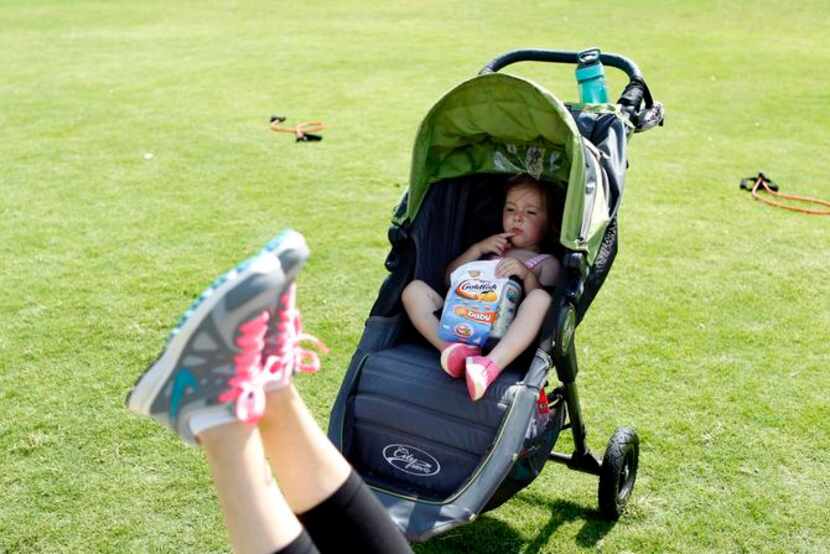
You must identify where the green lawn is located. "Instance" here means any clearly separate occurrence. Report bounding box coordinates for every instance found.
[2,1,829,552]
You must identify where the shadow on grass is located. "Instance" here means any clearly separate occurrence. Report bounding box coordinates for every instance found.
[521,494,617,552]
[413,494,615,553]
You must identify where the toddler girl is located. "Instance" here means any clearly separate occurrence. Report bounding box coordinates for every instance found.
[402,174,561,401]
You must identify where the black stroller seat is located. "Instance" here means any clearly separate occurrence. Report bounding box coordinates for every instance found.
[332,321,562,540]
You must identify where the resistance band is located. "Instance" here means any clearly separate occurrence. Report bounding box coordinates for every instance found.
[740,173,830,216]
[270,116,325,142]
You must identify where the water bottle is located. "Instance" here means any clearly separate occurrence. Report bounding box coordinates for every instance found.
[488,276,523,342]
[575,47,609,104]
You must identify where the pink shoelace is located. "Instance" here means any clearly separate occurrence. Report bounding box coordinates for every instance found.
[219,284,328,423]
[262,284,329,384]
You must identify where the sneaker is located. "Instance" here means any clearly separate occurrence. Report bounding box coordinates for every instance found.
[465,356,503,401]
[439,343,480,379]
[126,229,314,445]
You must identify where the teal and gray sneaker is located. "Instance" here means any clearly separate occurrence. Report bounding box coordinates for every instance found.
[126,229,321,445]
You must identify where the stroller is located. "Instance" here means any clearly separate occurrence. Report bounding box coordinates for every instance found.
[328,48,664,542]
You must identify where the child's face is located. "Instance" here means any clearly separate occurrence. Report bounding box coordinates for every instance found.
[502,184,548,250]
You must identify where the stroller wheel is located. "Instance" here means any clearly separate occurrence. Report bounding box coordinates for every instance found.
[597,427,639,519]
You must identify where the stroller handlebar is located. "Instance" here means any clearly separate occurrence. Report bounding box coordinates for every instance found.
[479,49,663,132]
[479,49,643,80]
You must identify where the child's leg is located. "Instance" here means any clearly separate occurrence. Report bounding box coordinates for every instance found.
[487,288,552,368]
[258,385,413,554]
[198,422,311,554]
[466,289,551,400]
[401,280,446,350]
[401,280,480,378]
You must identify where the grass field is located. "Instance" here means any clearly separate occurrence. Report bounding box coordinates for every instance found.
[2,1,829,552]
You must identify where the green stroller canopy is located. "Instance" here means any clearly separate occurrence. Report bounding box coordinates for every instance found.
[397,72,614,263]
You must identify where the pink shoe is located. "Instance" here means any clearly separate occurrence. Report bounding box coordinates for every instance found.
[440,343,480,379]
[465,356,502,401]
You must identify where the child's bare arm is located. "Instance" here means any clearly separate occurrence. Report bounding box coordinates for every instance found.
[495,257,541,292]
[445,244,480,280]
[523,269,542,292]
[445,233,513,282]
[496,256,560,292]
[536,257,562,288]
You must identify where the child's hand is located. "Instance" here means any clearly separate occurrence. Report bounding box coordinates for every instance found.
[476,232,514,256]
[495,257,529,280]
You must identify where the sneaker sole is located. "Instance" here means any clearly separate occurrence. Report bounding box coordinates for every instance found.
[126,229,308,418]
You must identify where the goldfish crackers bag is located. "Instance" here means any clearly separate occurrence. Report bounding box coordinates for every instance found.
[438,260,523,347]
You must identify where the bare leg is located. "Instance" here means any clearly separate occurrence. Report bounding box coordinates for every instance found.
[486,289,551,369]
[257,385,352,514]
[401,280,448,351]
[199,423,304,554]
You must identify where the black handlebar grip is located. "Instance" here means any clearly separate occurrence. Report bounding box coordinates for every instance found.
[617,76,654,111]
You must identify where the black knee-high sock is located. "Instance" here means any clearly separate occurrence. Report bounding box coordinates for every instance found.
[298,470,413,554]
[272,530,318,554]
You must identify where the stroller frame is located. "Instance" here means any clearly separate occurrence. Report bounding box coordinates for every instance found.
[485,48,662,517]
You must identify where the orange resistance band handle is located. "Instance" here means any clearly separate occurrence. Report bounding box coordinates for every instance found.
[270,120,326,139]
[752,177,830,216]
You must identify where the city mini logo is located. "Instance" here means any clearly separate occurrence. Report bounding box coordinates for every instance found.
[382,444,441,477]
